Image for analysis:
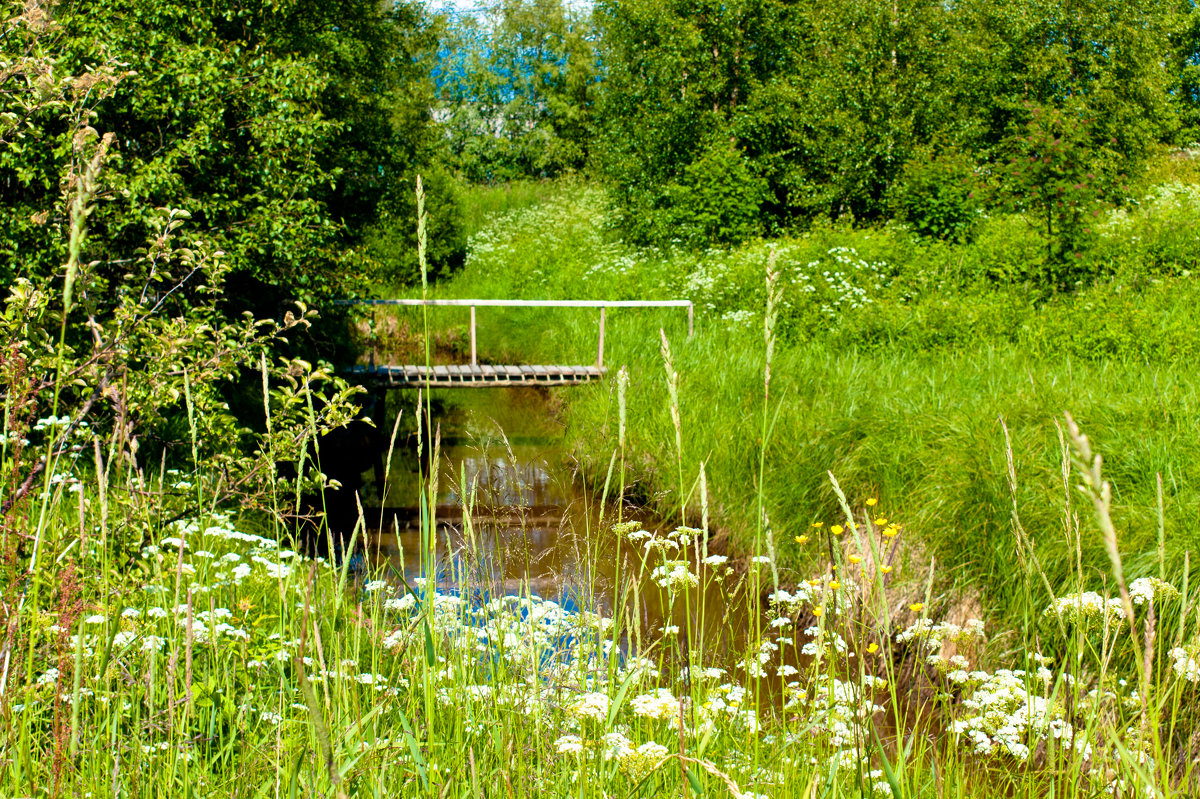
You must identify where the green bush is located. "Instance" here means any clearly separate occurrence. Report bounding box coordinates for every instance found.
[892,146,983,242]
[365,169,467,286]
[665,141,767,246]
[1097,182,1200,279]
[958,214,1051,286]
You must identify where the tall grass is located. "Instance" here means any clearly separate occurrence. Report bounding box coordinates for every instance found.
[7,177,1200,797]
[417,182,1200,626]
[458,178,571,239]
[4,250,1200,797]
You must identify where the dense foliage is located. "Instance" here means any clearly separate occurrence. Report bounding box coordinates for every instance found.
[0,0,407,523]
[2,0,451,309]
[433,0,599,183]
[592,0,1186,253]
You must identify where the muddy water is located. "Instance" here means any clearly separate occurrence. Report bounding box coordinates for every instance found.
[363,386,763,665]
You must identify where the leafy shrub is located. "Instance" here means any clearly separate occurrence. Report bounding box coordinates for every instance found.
[892,146,983,242]
[366,169,467,286]
[665,141,767,246]
[997,106,1115,290]
[957,214,1053,286]
[1097,182,1200,279]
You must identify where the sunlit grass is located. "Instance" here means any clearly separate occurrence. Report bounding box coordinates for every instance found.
[6,178,1200,798]
[2,405,1198,796]
[419,183,1200,627]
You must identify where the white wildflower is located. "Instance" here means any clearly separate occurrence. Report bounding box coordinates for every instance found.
[555,735,585,755]
[569,692,610,722]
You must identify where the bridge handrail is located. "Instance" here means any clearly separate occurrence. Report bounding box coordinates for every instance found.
[338,297,693,371]
[333,298,692,309]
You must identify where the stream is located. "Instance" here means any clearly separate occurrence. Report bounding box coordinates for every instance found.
[360,385,767,668]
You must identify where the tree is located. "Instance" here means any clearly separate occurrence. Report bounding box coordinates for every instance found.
[1,0,363,527]
[997,105,1113,288]
[1169,4,1200,145]
[594,0,963,243]
[594,0,1180,249]
[434,0,600,182]
[946,0,1179,168]
[2,0,451,315]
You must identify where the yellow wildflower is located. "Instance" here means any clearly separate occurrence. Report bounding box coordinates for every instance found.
[866,643,879,654]
[874,517,888,526]
[909,603,924,613]
[811,521,823,528]
[883,527,899,538]
[831,525,844,535]
[880,565,893,575]
[829,580,840,590]
[812,606,824,618]
[795,535,810,545]
[866,498,878,507]
[848,554,862,565]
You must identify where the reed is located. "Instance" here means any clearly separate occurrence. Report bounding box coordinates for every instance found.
[4,255,1199,798]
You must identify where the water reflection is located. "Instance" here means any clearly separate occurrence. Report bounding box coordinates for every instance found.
[362,387,763,670]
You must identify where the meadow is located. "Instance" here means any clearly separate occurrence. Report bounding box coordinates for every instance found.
[3,374,1200,798]
[5,175,1200,797]
[422,179,1200,626]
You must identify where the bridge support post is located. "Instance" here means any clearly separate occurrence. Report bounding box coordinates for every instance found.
[597,306,605,368]
[370,310,377,373]
[687,303,694,337]
[470,305,477,368]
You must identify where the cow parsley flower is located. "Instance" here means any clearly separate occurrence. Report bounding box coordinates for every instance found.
[1169,646,1200,683]
[555,734,585,755]
[569,692,610,722]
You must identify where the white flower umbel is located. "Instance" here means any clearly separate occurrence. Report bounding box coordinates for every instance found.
[1128,577,1180,607]
[1169,645,1200,683]
[651,560,698,591]
[1045,591,1125,627]
[554,734,585,755]
[569,692,610,723]
[631,689,678,721]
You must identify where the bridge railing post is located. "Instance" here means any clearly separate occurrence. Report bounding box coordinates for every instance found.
[687,302,694,338]
[597,306,606,368]
[370,310,377,373]
[470,305,477,368]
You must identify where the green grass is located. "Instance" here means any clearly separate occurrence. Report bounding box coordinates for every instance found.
[3,345,1199,797]
[458,178,573,239]
[416,181,1200,626]
[9,175,1200,797]
[7,338,1200,796]
[7,184,1200,795]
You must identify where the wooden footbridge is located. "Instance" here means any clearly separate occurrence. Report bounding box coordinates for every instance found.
[336,299,694,389]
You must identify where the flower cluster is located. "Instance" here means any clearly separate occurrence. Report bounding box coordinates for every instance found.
[1045,591,1126,627]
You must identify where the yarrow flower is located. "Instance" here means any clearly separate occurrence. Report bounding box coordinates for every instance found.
[555,735,585,755]
[569,692,610,722]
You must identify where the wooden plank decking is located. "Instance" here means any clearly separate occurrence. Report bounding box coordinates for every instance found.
[346,363,606,388]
